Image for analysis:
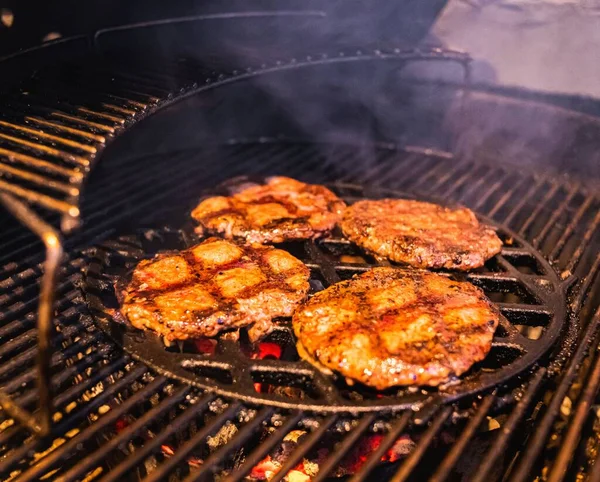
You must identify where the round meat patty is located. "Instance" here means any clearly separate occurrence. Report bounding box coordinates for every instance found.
[293,267,500,389]
[191,176,346,243]
[340,199,503,270]
[120,238,310,342]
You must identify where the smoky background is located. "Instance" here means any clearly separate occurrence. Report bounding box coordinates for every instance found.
[46,0,597,221]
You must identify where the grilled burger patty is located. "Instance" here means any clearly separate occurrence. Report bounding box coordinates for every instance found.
[293,267,500,388]
[120,238,310,342]
[191,176,346,243]
[340,199,503,270]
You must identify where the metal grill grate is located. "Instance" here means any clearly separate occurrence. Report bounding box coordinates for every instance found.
[0,142,598,481]
[83,182,567,413]
[0,47,469,233]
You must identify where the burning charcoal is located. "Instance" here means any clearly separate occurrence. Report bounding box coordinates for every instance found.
[335,434,415,477]
[207,421,239,452]
[269,386,306,399]
[249,455,281,481]
[270,430,307,462]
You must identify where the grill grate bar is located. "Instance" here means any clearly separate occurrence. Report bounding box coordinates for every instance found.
[409,157,462,194]
[24,117,107,143]
[502,178,547,226]
[268,416,339,482]
[430,394,497,482]
[0,365,148,478]
[29,83,146,115]
[50,112,115,133]
[509,310,600,482]
[0,178,78,216]
[0,161,77,195]
[566,207,600,273]
[50,357,127,414]
[0,146,80,178]
[0,120,97,157]
[439,164,485,201]
[99,393,217,482]
[12,374,167,482]
[517,184,561,237]
[182,407,275,482]
[0,307,84,362]
[143,402,242,482]
[471,368,546,482]
[0,148,213,264]
[487,177,529,219]
[428,163,475,196]
[547,314,600,482]
[590,450,600,482]
[0,128,91,166]
[312,414,377,482]
[57,385,192,482]
[0,275,81,331]
[532,186,578,249]
[222,412,305,482]
[570,254,600,312]
[0,313,88,380]
[394,156,440,191]
[348,151,413,185]
[454,168,500,206]
[471,173,513,212]
[390,407,453,482]
[7,351,102,406]
[305,240,341,286]
[549,195,595,261]
[349,412,413,482]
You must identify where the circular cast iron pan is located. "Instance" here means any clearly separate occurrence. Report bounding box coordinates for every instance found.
[82,180,567,413]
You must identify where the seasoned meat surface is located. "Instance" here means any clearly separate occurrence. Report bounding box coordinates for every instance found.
[120,238,310,341]
[340,199,503,270]
[293,267,500,388]
[191,176,346,243]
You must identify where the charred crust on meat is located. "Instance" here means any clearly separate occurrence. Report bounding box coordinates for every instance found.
[120,237,310,342]
[292,267,500,389]
[340,199,503,271]
[191,176,346,243]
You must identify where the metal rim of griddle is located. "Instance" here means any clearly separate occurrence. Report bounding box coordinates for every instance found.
[83,182,567,413]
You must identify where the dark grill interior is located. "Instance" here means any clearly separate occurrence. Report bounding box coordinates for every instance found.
[0,51,599,482]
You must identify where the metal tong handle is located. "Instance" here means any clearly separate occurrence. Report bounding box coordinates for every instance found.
[0,193,62,436]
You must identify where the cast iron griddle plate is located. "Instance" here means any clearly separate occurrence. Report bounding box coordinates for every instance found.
[83,181,566,413]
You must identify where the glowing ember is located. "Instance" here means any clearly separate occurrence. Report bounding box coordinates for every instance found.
[194,337,217,355]
[156,339,411,479]
[252,342,283,393]
[115,418,129,433]
[161,444,175,457]
[248,430,414,480]
[255,342,282,360]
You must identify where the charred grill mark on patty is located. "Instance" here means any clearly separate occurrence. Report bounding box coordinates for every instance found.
[340,199,503,270]
[120,238,310,342]
[293,267,500,389]
[191,176,346,243]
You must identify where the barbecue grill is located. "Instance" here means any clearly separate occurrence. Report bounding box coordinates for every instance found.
[0,4,599,482]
